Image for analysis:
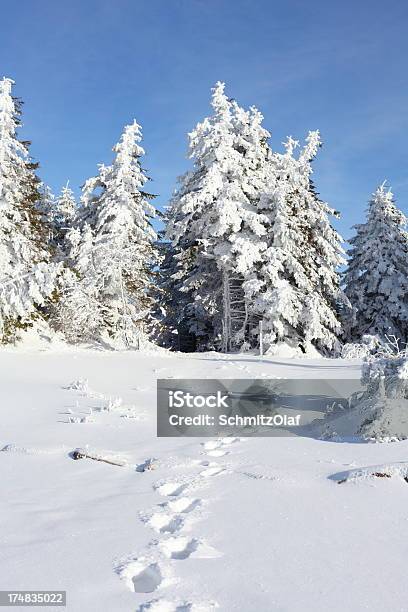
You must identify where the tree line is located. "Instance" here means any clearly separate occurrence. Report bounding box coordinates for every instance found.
[1,77,407,354]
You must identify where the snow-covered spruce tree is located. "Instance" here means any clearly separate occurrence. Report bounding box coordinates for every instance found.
[56,182,76,225]
[216,98,272,350]
[152,234,191,351]
[165,82,270,351]
[36,183,77,333]
[55,182,76,237]
[255,131,345,354]
[344,184,408,343]
[36,182,74,254]
[37,183,56,234]
[51,223,103,342]
[60,121,158,347]
[0,77,58,343]
[48,182,78,258]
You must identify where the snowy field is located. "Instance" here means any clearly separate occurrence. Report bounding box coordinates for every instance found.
[1,348,408,612]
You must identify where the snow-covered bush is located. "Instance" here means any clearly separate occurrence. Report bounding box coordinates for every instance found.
[321,336,408,441]
[347,336,408,439]
[355,349,408,440]
[361,349,408,401]
[341,335,382,359]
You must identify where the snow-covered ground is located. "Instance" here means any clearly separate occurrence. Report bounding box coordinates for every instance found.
[1,348,408,612]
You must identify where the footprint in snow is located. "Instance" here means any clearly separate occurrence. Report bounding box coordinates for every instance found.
[155,481,190,497]
[160,536,221,560]
[132,563,163,593]
[219,436,240,446]
[205,449,229,458]
[148,512,184,534]
[165,497,201,514]
[202,441,221,451]
[138,599,218,611]
[117,558,167,594]
[202,437,240,451]
[200,466,225,478]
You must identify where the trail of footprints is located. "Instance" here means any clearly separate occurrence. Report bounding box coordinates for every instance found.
[116,436,244,611]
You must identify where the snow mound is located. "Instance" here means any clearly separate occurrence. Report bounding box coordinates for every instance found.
[265,341,321,359]
[331,462,408,484]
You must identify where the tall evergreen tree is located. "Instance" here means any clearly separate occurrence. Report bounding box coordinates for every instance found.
[51,223,103,342]
[59,120,158,346]
[165,82,271,351]
[56,182,76,224]
[0,77,58,342]
[55,183,76,234]
[36,183,56,237]
[153,235,189,351]
[51,182,77,257]
[256,131,345,353]
[344,183,408,343]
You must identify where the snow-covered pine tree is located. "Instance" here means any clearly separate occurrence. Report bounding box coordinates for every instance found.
[214,99,271,350]
[55,182,76,231]
[36,182,78,333]
[165,82,270,351]
[49,182,78,258]
[256,131,345,354]
[165,83,233,350]
[63,120,158,347]
[37,183,57,237]
[0,77,59,343]
[153,235,190,351]
[57,182,76,222]
[51,223,103,342]
[344,183,408,343]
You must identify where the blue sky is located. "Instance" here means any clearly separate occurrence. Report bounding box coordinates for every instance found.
[2,0,408,239]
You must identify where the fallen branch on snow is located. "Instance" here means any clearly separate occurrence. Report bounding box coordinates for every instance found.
[70,449,126,466]
[69,449,158,472]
